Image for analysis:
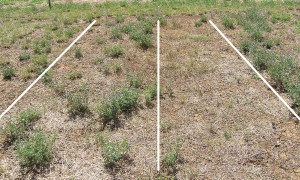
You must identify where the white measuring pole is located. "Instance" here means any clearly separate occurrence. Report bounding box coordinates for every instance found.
[157,19,161,172]
[0,20,96,120]
[209,20,300,121]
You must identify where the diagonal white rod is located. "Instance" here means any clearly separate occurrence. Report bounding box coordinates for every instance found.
[209,20,300,121]
[0,20,96,120]
[157,19,161,172]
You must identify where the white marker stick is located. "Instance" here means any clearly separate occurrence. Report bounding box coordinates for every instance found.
[209,20,300,121]
[157,20,161,172]
[0,20,96,119]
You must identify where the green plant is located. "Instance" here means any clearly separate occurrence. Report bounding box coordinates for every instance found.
[117,87,139,112]
[97,97,119,122]
[96,36,106,45]
[111,27,122,39]
[263,39,274,49]
[19,52,30,61]
[200,14,207,23]
[144,84,157,106]
[194,20,202,27]
[128,75,142,88]
[66,92,89,116]
[113,63,121,73]
[268,56,296,89]
[115,14,125,23]
[252,48,277,70]
[48,23,59,31]
[42,72,53,85]
[99,136,129,167]
[69,71,82,80]
[287,75,300,109]
[2,66,15,80]
[16,132,54,168]
[18,109,40,127]
[75,48,83,59]
[222,16,234,29]
[224,131,232,140]
[271,13,291,23]
[159,16,167,27]
[32,55,48,68]
[251,30,263,42]
[33,39,51,54]
[240,40,252,54]
[162,141,180,169]
[106,45,124,58]
[102,65,110,75]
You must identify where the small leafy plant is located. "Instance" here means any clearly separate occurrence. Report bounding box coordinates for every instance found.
[69,71,82,80]
[19,52,30,61]
[2,66,15,80]
[106,45,124,58]
[75,48,83,59]
[222,16,234,29]
[162,141,180,171]
[66,92,89,116]
[16,132,54,168]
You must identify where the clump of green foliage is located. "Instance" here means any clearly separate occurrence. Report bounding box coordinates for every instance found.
[66,91,89,116]
[69,71,82,80]
[2,66,15,80]
[75,48,83,59]
[271,13,291,23]
[162,141,180,172]
[222,15,234,29]
[98,136,129,167]
[106,45,124,58]
[144,84,157,106]
[240,40,252,54]
[111,27,122,39]
[194,20,202,27]
[2,109,40,142]
[33,39,51,54]
[115,14,125,24]
[16,132,54,168]
[113,63,121,73]
[128,75,142,88]
[19,52,30,61]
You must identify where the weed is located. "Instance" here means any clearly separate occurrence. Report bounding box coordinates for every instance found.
[33,39,51,54]
[66,92,89,116]
[96,36,106,45]
[52,82,66,96]
[2,66,15,80]
[263,39,274,49]
[128,75,142,88]
[224,131,232,140]
[144,84,157,106]
[117,87,139,112]
[268,56,296,88]
[251,30,263,42]
[20,71,32,81]
[75,48,83,59]
[102,65,110,75]
[271,13,291,23]
[111,27,122,39]
[194,20,202,27]
[69,71,82,80]
[99,136,129,167]
[19,52,30,61]
[113,63,121,73]
[240,40,252,54]
[162,141,180,170]
[48,23,59,31]
[200,14,207,23]
[159,16,167,27]
[222,15,234,29]
[32,55,48,68]
[85,13,94,23]
[97,97,119,122]
[42,72,53,85]
[106,45,124,58]
[252,48,277,70]
[287,75,300,108]
[115,14,125,24]
[16,132,54,168]
[18,109,40,127]
[171,19,182,29]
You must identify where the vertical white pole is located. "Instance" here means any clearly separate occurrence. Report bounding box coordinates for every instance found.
[157,19,160,172]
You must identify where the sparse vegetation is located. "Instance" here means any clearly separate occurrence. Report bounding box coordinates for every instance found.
[106,45,124,58]
[98,136,129,167]
[69,71,82,80]
[75,48,83,59]
[2,66,15,80]
[66,92,89,116]
[33,39,51,54]
[222,15,234,29]
[19,52,30,61]
[162,141,180,171]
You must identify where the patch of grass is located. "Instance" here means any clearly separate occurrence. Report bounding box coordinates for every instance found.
[162,141,180,170]
[268,56,296,89]
[97,97,119,122]
[159,16,167,27]
[144,84,157,106]
[200,14,208,23]
[20,71,32,81]
[222,15,234,29]
[69,71,82,80]
[16,132,54,168]
[194,20,202,27]
[47,23,59,31]
[252,48,277,70]
[117,87,139,112]
[2,109,40,142]
[111,27,122,39]
[2,66,15,80]
[102,64,110,75]
[224,131,232,140]
[115,14,125,24]
[287,75,300,109]
[96,36,106,45]
[251,30,263,42]
[66,92,89,116]
[19,52,30,61]
[33,39,51,54]
[42,72,53,85]
[106,45,124,58]
[271,13,291,23]
[75,48,83,59]
[113,63,121,73]
[99,136,129,167]
[128,75,142,88]
[240,40,252,54]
